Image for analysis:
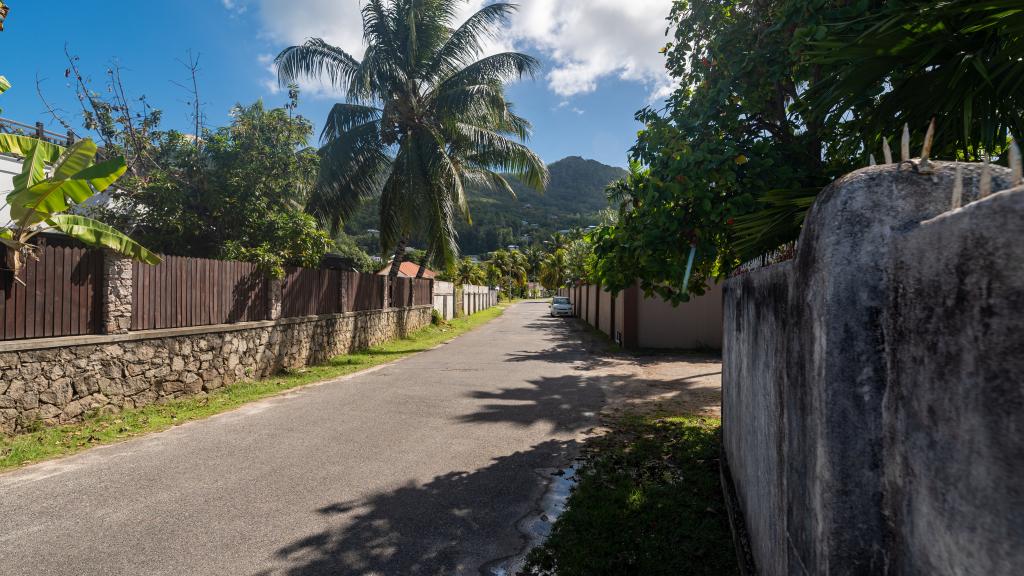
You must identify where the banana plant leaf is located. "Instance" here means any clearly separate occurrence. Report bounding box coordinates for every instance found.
[0,133,64,162]
[0,76,10,94]
[11,138,47,191]
[45,214,161,265]
[8,155,127,225]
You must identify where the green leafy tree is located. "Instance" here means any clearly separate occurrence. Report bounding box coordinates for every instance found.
[806,0,1024,160]
[564,237,594,286]
[98,100,332,277]
[593,0,1021,303]
[522,244,544,281]
[275,0,549,284]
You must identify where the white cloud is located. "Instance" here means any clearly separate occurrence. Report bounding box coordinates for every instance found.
[507,0,676,99]
[248,0,675,100]
[222,0,246,14]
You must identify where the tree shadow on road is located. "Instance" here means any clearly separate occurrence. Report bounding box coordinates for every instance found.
[504,317,620,370]
[251,440,577,576]
[456,374,606,432]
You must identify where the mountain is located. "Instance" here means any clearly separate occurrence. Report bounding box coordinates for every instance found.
[343,156,628,256]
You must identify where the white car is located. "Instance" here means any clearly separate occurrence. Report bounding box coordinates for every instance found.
[550,296,573,317]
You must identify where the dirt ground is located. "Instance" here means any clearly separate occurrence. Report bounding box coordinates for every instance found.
[599,353,723,418]
[570,324,723,419]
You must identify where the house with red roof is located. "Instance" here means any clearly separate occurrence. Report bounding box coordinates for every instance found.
[376,260,438,279]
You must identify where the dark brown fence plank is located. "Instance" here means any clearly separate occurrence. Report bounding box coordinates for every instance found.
[0,245,102,341]
[129,255,270,331]
[281,267,346,318]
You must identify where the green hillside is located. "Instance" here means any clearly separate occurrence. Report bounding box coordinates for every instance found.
[344,156,627,256]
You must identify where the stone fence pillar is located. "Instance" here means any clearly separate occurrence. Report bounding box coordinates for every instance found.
[102,250,133,335]
[268,278,283,320]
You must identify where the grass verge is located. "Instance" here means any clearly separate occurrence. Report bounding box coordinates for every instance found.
[522,414,738,576]
[0,304,508,472]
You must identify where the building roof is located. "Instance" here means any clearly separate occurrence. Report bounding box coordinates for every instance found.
[376,260,438,279]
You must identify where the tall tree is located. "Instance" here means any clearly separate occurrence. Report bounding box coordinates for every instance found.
[276,0,549,286]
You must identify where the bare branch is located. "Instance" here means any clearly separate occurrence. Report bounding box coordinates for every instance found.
[34,73,75,134]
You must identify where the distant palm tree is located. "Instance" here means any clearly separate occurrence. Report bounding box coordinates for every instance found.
[548,232,567,252]
[453,256,485,285]
[523,245,544,280]
[539,248,567,290]
[276,0,549,285]
[488,248,527,296]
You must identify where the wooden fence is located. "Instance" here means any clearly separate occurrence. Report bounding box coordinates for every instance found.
[281,267,343,318]
[131,255,269,331]
[0,244,103,341]
[389,276,432,309]
[344,272,386,311]
[0,246,434,341]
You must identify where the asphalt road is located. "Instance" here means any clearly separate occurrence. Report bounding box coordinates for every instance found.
[0,301,607,576]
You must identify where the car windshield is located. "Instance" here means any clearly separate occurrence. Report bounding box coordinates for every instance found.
[553,297,570,305]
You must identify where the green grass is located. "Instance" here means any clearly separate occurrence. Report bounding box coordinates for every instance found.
[0,304,508,472]
[523,414,738,576]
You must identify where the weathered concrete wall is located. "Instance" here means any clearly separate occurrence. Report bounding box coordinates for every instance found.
[885,188,1024,576]
[0,306,432,434]
[723,263,789,576]
[461,284,497,316]
[598,287,612,335]
[433,280,455,321]
[722,162,1022,575]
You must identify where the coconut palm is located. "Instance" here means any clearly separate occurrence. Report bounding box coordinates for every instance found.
[539,248,567,290]
[488,248,527,296]
[452,256,485,285]
[276,0,549,285]
[522,244,544,280]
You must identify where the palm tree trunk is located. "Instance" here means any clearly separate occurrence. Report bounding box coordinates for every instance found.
[386,238,408,308]
[410,247,433,307]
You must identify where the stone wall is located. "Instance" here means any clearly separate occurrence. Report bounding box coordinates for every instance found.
[722,162,1023,575]
[0,306,432,434]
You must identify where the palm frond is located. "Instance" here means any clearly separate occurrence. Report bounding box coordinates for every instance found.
[275,38,360,90]
[429,3,518,80]
[309,120,392,233]
[321,103,383,142]
[438,52,541,93]
[453,123,549,191]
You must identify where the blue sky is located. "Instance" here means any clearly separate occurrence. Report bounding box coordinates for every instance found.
[0,1,675,168]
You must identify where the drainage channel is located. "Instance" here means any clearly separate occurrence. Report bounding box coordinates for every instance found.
[486,463,578,576]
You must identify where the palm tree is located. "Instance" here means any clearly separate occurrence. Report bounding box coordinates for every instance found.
[488,248,527,297]
[522,244,544,281]
[276,0,549,290]
[453,256,485,285]
[539,248,567,290]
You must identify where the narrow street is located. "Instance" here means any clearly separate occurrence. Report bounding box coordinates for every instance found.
[1,302,614,575]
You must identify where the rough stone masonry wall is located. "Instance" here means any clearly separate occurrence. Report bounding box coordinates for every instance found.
[0,306,432,435]
[723,162,1023,575]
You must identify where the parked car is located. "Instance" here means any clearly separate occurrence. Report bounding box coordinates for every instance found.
[550,296,572,317]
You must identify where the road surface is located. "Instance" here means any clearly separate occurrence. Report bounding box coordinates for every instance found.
[0,301,607,576]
